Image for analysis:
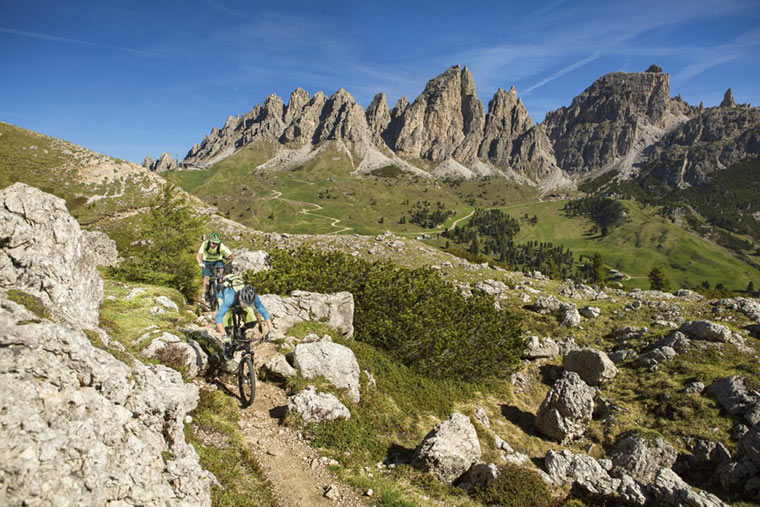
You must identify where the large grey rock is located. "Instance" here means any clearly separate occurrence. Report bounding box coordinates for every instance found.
[0,183,112,328]
[632,346,677,368]
[287,386,350,424]
[412,413,481,484]
[0,293,213,505]
[293,341,360,402]
[260,290,354,339]
[535,371,595,443]
[457,461,499,491]
[528,295,562,314]
[740,423,760,468]
[140,332,207,378]
[231,249,271,275]
[544,449,648,505]
[263,353,297,379]
[155,295,179,312]
[679,320,743,346]
[522,336,560,359]
[560,305,582,328]
[563,348,618,386]
[580,306,601,318]
[475,279,508,296]
[650,468,728,506]
[713,458,759,499]
[85,230,119,267]
[707,376,760,425]
[610,433,677,484]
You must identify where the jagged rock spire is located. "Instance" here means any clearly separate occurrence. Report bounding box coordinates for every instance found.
[720,88,736,108]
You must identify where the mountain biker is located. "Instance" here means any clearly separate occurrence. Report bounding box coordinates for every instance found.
[197,232,235,300]
[215,275,275,359]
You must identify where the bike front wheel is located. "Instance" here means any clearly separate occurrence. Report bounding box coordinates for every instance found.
[208,280,219,311]
[238,355,256,408]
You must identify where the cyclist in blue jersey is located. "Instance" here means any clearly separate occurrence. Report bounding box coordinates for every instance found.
[215,275,274,359]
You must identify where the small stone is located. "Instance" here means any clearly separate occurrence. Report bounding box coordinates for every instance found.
[364,489,373,497]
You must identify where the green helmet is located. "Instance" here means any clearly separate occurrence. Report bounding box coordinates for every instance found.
[209,232,222,243]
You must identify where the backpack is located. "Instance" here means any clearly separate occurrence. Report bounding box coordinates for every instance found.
[222,274,245,292]
[204,240,221,254]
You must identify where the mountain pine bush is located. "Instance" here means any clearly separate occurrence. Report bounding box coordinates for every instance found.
[112,184,205,299]
[471,464,553,506]
[247,248,525,380]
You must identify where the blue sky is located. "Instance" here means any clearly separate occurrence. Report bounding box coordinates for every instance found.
[2,0,759,164]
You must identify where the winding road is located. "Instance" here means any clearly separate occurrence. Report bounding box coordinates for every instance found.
[268,190,353,235]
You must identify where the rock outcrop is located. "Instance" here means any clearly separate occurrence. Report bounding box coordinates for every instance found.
[292,341,361,402]
[411,413,481,484]
[259,290,355,338]
[535,371,595,443]
[287,386,351,423]
[563,348,618,386]
[610,433,677,484]
[0,185,212,505]
[543,68,677,175]
[143,152,179,172]
[0,183,116,328]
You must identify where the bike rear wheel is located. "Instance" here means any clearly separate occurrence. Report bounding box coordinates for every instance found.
[238,355,256,407]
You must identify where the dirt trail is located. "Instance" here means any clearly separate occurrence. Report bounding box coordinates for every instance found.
[203,327,368,507]
[269,190,353,235]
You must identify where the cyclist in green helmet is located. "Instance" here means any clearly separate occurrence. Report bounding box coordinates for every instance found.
[197,232,235,299]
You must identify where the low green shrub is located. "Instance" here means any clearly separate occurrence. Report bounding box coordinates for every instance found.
[471,463,553,506]
[248,248,525,381]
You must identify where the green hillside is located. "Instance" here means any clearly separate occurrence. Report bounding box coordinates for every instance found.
[473,199,760,290]
[170,143,760,291]
[169,142,537,235]
[0,122,163,226]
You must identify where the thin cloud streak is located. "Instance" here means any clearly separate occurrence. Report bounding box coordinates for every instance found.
[0,27,160,56]
[524,52,602,93]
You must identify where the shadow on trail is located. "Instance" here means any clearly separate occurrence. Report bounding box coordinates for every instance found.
[269,405,288,423]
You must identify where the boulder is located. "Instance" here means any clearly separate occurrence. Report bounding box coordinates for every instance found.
[263,354,297,379]
[140,332,208,378]
[0,183,113,328]
[260,290,354,338]
[155,296,179,312]
[293,341,360,402]
[411,413,481,484]
[679,320,736,343]
[0,293,214,505]
[475,279,508,296]
[456,461,499,491]
[580,306,601,318]
[650,468,728,507]
[707,376,760,425]
[683,381,705,394]
[740,423,760,468]
[473,406,490,429]
[528,295,562,314]
[560,305,582,328]
[522,336,560,359]
[535,371,595,443]
[287,386,350,424]
[563,348,618,386]
[85,230,119,267]
[713,458,759,500]
[632,346,677,368]
[544,449,648,505]
[610,433,677,484]
[231,249,271,275]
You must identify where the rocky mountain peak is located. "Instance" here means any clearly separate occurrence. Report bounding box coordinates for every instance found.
[314,88,370,145]
[284,87,311,125]
[477,86,534,167]
[720,88,736,108]
[366,92,391,147]
[543,69,676,174]
[142,152,179,172]
[391,65,486,163]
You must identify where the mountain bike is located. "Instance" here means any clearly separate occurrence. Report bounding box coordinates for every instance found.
[205,260,232,311]
[228,305,265,408]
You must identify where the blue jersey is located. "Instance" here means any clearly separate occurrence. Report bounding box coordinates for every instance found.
[215,287,270,325]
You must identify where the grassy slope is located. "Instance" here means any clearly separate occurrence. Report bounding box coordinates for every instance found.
[0,122,162,225]
[169,142,536,236]
[171,142,759,290]
[496,199,760,290]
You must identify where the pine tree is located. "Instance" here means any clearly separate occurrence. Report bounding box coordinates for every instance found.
[747,280,755,293]
[591,252,604,285]
[648,266,671,292]
[113,184,205,299]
